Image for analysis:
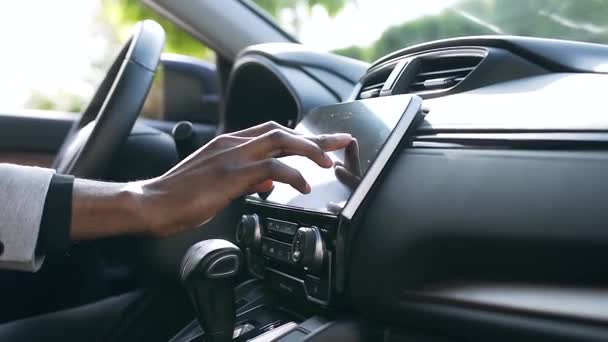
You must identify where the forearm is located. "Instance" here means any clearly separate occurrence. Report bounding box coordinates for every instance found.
[67,124,352,241]
[70,179,147,240]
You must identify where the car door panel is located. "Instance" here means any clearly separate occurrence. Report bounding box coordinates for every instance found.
[0,152,54,167]
[0,109,216,170]
[0,110,74,155]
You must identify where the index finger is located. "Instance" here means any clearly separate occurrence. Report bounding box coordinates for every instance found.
[304,133,353,152]
[241,129,342,168]
[230,121,299,138]
[269,133,354,159]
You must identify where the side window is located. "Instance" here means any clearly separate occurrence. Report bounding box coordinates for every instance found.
[252,0,608,63]
[0,0,216,122]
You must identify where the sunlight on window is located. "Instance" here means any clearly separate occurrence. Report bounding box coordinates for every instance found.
[253,0,608,62]
[0,0,210,115]
[0,0,104,112]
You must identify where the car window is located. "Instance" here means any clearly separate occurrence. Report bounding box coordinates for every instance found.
[251,0,608,62]
[0,0,214,119]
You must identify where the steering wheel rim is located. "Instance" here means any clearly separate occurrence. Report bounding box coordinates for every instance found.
[53,20,165,178]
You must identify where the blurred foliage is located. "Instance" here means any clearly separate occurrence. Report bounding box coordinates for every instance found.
[102,0,213,59]
[25,0,608,112]
[335,9,492,61]
[88,0,214,118]
[253,0,347,37]
[253,0,347,17]
[334,0,608,62]
[26,0,212,114]
[25,90,86,113]
[102,0,347,59]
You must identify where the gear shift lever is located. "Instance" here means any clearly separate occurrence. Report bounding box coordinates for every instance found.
[181,239,242,342]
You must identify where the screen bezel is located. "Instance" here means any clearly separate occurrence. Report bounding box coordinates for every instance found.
[340,94,422,220]
[245,94,423,218]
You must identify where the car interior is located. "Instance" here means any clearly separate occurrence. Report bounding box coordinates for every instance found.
[2,0,608,341]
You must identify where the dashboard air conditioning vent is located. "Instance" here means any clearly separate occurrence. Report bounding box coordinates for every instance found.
[358,65,395,99]
[408,55,483,93]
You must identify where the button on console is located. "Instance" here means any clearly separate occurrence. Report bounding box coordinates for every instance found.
[305,275,329,301]
[262,237,293,263]
[236,214,262,251]
[290,227,326,273]
[267,269,306,298]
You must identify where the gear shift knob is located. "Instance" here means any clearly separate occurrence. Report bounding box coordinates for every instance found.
[181,239,242,342]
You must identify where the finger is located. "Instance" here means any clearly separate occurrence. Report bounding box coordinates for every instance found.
[344,138,362,177]
[178,135,250,168]
[246,158,310,194]
[230,121,299,138]
[335,165,361,189]
[205,135,251,153]
[272,133,354,158]
[242,129,334,168]
[246,179,274,194]
[304,133,353,152]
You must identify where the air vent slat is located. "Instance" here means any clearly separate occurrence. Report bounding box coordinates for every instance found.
[359,88,381,99]
[361,82,385,92]
[416,66,476,78]
[408,55,483,93]
[357,63,396,99]
[358,50,485,99]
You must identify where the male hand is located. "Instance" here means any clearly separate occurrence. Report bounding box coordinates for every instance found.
[71,121,351,240]
[137,121,352,236]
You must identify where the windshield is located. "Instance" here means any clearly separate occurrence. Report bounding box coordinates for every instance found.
[251,0,608,62]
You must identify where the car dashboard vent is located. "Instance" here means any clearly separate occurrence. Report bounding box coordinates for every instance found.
[358,66,395,99]
[358,49,486,99]
[408,55,483,93]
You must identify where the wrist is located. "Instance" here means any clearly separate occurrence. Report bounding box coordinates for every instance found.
[71,179,151,240]
[117,181,150,235]
[136,176,203,237]
[131,178,173,237]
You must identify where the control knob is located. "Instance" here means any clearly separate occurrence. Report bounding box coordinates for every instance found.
[235,214,262,251]
[291,226,325,273]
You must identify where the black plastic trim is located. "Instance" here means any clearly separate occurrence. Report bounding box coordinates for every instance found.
[221,54,339,132]
[413,132,608,150]
[403,284,608,327]
[359,46,548,100]
[238,43,368,85]
[381,299,608,342]
[369,35,608,74]
[0,111,75,153]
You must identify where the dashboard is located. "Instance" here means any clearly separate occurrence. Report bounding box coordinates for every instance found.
[148,36,608,341]
[235,94,422,306]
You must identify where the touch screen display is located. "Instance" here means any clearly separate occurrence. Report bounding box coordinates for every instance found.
[252,94,419,215]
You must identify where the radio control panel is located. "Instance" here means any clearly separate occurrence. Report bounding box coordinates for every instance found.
[235,202,338,306]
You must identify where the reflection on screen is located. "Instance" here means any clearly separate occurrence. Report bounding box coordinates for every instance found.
[256,95,413,214]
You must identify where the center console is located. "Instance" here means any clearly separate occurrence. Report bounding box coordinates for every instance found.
[236,94,424,309]
[237,205,337,306]
[171,94,423,341]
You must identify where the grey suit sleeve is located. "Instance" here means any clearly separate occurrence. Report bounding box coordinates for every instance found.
[0,163,55,272]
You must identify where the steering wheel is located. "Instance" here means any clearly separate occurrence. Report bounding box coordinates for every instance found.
[53,20,165,178]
